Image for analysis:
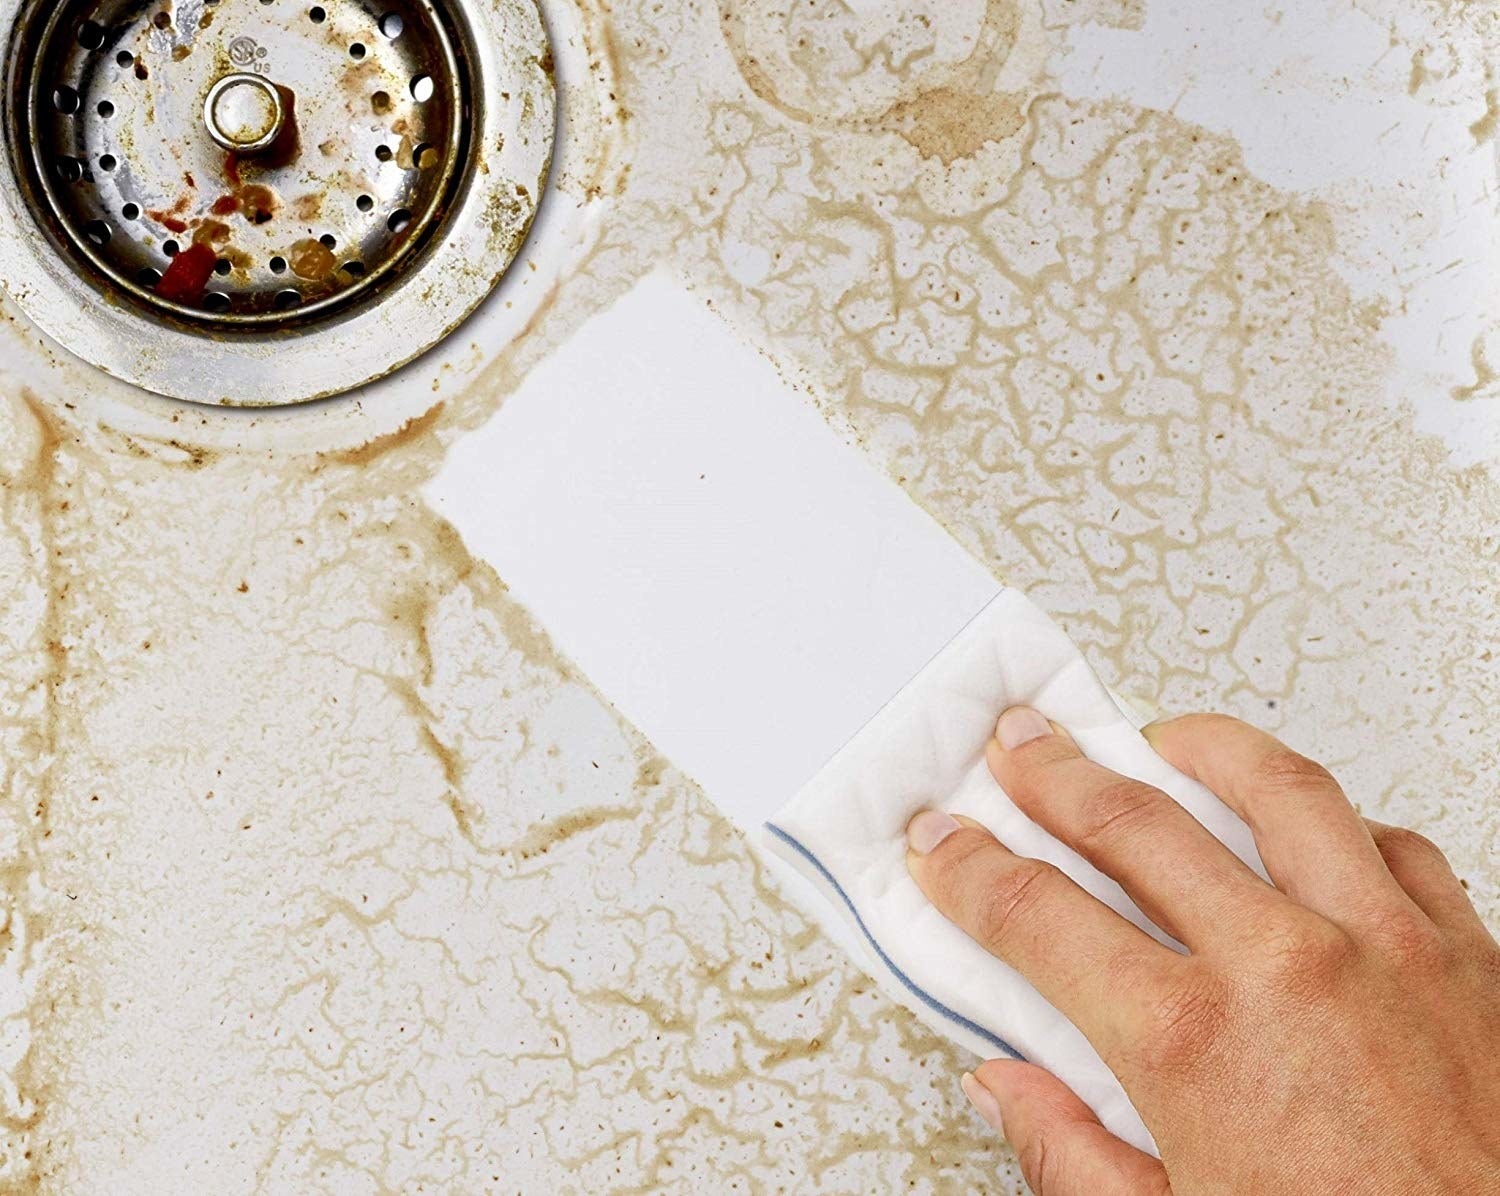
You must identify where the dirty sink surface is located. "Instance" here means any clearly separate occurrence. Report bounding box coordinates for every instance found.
[0,0,1496,1191]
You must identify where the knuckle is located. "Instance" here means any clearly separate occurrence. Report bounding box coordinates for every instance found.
[1373,824,1445,864]
[1075,778,1171,854]
[1475,944,1500,989]
[1369,908,1445,969]
[1250,746,1341,799]
[922,829,1000,906]
[1137,968,1231,1074]
[1250,918,1356,995]
[1018,1132,1085,1196]
[1016,1134,1055,1195]
[973,860,1062,955]
[923,825,990,877]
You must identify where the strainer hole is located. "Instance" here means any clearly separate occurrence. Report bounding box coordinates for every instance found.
[349,42,366,60]
[214,257,233,275]
[98,154,117,171]
[151,11,171,30]
[202,292,232,313]
[415,143,439,170]
[269,255,287,273]
[163,239,180,256]
[342,260,366,277]
[77,21,105,49]
[97,100,115,118]
[319,233,337,249]
[374,144,393,162]
[274,289,303,310]
[116,50,134,67]
[380,13,405,38]
[55,157,84,183]
[372,90,392,114]
[83,219,111,246]
[411,75,434,103]
[308,5,326,22]
[136,266,162,286]
[121,202,140,220]
[52,86,80,114]
[356,194,374,212]
[387,208,412,233]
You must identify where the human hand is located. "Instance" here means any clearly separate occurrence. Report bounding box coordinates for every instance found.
[905,710,1500,1194]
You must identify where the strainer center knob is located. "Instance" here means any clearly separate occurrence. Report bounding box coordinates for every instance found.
[203,73,285,154]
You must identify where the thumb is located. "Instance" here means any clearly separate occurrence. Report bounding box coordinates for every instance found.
[962,1060,1169,1195]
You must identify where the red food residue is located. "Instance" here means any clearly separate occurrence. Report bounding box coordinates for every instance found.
[155,242,217,305]
[147,191,193,233]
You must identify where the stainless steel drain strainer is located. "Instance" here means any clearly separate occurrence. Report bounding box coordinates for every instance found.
[0,0,555,405]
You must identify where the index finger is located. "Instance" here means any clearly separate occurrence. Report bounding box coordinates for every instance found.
[906,810,1186,1065]
[986,707,1276,951]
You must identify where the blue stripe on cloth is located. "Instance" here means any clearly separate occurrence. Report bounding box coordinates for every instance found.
[764,822,1023,1061]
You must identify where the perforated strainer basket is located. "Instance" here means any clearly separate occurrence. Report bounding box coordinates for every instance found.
[0,0,555,405]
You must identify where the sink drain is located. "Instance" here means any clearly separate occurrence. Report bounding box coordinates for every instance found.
[0,0,555,404]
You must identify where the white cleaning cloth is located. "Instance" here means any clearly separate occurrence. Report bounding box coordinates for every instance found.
[765,588,1265,1153]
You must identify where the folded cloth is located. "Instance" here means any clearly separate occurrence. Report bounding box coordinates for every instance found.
[765,588,1265,1153]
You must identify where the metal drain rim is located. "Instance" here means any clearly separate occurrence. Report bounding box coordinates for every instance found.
[0,0,556,406]
[19,0,470,328]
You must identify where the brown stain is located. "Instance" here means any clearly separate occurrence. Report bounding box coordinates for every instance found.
[1471,87,1499,145]
[717,0,1023,167]
[0,392,73,1188]
[882,86,1027,164]
[505,804,639,860]
[288,237,337,281]
[191,220,231,247]
[326,402,445,467]
[236,184,277,224]
[1452,334,1497,401]
[16,397,66,810]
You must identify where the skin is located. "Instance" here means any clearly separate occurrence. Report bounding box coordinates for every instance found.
[905,708,1500,1195]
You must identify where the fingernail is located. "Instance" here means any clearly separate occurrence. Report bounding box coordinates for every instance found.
[907,810,960,855]
[961,1072,1006,1137]
[996,706,1051,750]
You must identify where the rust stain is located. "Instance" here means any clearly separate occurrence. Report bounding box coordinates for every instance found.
[326,403,445,467]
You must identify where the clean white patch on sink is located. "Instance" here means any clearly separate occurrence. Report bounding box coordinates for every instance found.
[1053,0,1500,465]
[429,272,999,942]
